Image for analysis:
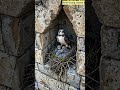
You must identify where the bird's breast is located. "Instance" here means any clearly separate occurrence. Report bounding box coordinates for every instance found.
[58,36,66,44]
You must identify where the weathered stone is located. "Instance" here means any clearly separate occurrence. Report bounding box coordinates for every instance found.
[36,63,80,88]
[100,56,120,90]
[77,37,85,52]
[76,51,85,76]
[37,32,50,50]
[101,25,120,54]
[16,50,31,87]
[1,13,34,56]
[0,51,16,88]
[67,67,80,88]
[0,28,4,51]
[103,50,120,60]
[35,70,70,90]
[69,86,77,90]
[80,77,85,90]
[0,85,10,90]
[92,0,120,28]
[63,6,85,37]
[35,32,41,50]
[35,82,50,90]
[0,0,34,17]
[0,85,6,90]
[35,48,48,64]
[35,0,61,33]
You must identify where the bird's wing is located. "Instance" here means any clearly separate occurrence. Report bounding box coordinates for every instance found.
[56,36,59,42]
[64,36,70,44]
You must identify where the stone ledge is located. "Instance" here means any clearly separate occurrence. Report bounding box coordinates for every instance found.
[35,63,80,89]
[35,70,78,90]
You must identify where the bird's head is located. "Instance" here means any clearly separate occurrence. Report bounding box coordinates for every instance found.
[58,29,65,36]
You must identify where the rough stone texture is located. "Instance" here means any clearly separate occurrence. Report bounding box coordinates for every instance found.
[35,1,85,90]
[36,63,80,89]
[92,0,120,89]
[35,0,61,33]
[0,0,34,89]
[76,51,85,76]
[0,13,34,56]
[0,85,6,90]
[92,0,120,28]
[35,19,58,50]
[35,19,58,64]
[16,50,32,87]
[100,56,120,90]
[0,85,10,90]
[35,70,79,90]
[0,51,17,88]
[63,6,85,37]
[77,37,85,52]
[69,86,77,90]
[63,5,85,77]
[80,77,85,90]
[100,25,120,90]
[101,25,120,54]
[35,49,48,64]
[0,0,34,17]
[35,70,70,90]
[0,28,4,51]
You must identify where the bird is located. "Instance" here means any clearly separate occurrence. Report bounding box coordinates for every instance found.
[56,29,71,48]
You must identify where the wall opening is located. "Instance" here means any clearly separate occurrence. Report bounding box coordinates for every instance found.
[35,6,81,89]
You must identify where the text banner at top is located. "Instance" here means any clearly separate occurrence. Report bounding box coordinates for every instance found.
[62,0,85,5]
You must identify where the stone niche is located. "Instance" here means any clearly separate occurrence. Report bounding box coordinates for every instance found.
[35,2,85,90]
[36,8,77,64]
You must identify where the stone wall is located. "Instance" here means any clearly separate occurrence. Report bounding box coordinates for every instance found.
[92,0,120,90]
[35,0,85,90]
[0,0,34,90]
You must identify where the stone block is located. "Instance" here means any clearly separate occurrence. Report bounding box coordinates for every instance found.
[69,86,77,90]
[0,0,34,17]
[1,13,34,56]
[63,6,85,37]
[0,51,16,88]
[0,85,7,90]
[76,51,85,76]
[0,29,4,51]
[37,31,51,50]
[67,67,80,88]
[101,25,120,54]
[77,37,85,52]
[35,32,41,50]
[35,0,61,33]
[16,50,31,87]
[80,77,85,90]
[35,70,70,90]
[35,48,48,64]
[100,56,120,90]
[36,63,80,88]
[35,31,53,50]
[35,82,50,90]
[92,0,120,28]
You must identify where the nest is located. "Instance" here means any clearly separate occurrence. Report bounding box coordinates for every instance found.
[46,45,76,79]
